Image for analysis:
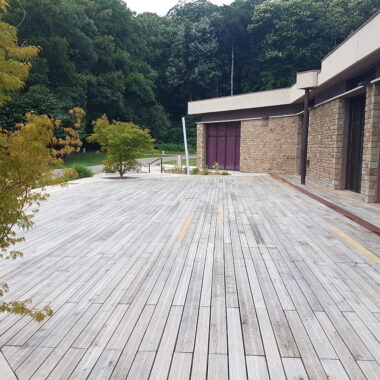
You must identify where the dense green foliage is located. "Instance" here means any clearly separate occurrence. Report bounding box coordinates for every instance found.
[71,164,94,178]
[0,0,378,143]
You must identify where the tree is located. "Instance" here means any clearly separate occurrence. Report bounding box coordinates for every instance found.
[0,0,39,105]
[248,0,379,90]
[0,109,84,320]
[3,0,173,142]
[0,85,73,131]
[89,115,155,178]
[3,0,378,146]
[0,0,85,321]
[166,16,220,109]
[212,1,264,96]
[167,0,217,20]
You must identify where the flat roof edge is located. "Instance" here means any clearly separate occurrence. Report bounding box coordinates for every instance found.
[322,10,380,61]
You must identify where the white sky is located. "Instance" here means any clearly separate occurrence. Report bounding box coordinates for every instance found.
[124,0,234,16]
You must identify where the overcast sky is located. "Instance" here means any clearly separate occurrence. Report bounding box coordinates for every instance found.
[124,0,234,16]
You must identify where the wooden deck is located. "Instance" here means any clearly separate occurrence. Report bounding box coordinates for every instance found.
[283,174,380,228]
[1,174,380,380]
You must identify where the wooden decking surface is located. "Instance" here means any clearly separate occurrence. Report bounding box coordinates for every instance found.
[283,175,380,228]
[1,174,380,380]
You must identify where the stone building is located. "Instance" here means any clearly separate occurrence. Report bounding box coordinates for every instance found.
[188,12,380,203]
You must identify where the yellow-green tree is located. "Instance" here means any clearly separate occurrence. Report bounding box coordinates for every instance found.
[89,115,155,178]
[0,110,84,320]
[0,0,39,106]
[0,0,85,321]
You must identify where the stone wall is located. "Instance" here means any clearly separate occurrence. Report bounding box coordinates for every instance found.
[362,84,380,202]
[196,123,206,169]
[307,99,344,189]
[240,115,301,174]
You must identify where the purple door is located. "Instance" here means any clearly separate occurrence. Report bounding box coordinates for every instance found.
[206,122,241,170]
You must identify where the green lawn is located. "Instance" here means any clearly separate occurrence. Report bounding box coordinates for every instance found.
[61,152,107,168]
[60,151,189,168]
[163,157,197,167]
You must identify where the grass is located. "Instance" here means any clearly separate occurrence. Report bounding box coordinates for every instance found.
[59,151,190,168]
[59,152,106,168]
[164,157,197,167]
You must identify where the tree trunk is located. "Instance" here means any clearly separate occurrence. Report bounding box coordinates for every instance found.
[230,46,234,96]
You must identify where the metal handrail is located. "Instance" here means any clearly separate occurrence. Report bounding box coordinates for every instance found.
[148,157,163,173]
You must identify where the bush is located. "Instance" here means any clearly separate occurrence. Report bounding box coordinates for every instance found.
[221,171,230,175]
[63,168,79,181]
[192,167,200,175]
[71,164,94,178]
[202,168,209,175]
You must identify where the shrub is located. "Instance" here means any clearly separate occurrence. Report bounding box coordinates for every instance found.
[192,167,200,175]
[221,171,230,175]
[71,164,93,178]
[213,162,220,173]
[63,168,79,181]
[202,168,209,175]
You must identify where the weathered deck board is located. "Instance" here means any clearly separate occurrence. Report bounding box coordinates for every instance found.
[0,174,379,379]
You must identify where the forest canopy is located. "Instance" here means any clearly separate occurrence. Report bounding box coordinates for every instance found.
[1,0,379,146]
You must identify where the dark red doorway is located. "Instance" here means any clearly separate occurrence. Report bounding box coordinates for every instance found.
[206,122,241,170]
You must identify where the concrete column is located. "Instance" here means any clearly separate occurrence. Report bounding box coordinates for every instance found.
[196,123,206,169]
[300,89,310,185]
[361,83,380,202]
[306,99,344,189]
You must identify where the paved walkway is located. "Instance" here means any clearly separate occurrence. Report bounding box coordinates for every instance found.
[1,174,380,379]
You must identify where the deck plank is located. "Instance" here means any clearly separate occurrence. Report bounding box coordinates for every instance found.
[282,357,309,380]
[285,310,328,380]
[191,307,210,380]
[149,306,183,380]
[227,308,247,380]
[246,356,269,380]
[315,311,367,380]
[207,354,228,380]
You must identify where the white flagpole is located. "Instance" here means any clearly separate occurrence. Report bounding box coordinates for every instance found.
[182,116,190,175]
